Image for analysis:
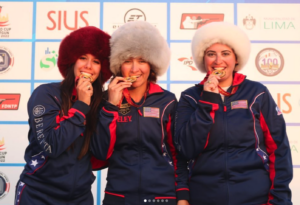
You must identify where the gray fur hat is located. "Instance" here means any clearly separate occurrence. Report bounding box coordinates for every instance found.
[191,22,251,73]
[110,21,170,76]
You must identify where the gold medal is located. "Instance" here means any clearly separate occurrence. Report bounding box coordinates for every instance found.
[80,73,93,82]
[212,70,226,78]
[125,76,137,83]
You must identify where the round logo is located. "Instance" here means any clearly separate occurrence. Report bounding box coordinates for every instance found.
[0,172,10,199]
[33,105,46,117]
[243,15,256,30]
[124,8,146,23]
[255,48,284,77]
[0,46,14,74]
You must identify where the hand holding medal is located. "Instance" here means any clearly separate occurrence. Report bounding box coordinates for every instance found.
[76,72,94,105]
[107,76,132,106]
[204,71,221,94]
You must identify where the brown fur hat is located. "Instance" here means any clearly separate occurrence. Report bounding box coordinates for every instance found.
[57,26,112,83]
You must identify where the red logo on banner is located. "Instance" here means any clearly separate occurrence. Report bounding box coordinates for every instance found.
[180,13,224,30]
[0,94,21,110]
[178,57,197,71]
[0,6,9,27]
[0,138,5,151]
[47,10,89,31]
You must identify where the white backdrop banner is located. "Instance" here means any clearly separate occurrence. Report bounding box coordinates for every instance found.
[0,0,299,204]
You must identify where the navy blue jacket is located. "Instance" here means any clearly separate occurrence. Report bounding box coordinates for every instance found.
[18,83,96,201]
[175,73,293,205]
[91,83,181,205]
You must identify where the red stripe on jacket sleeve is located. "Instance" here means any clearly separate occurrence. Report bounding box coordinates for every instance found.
[54,108,85,130]
[259,112,278,203]
[199,100,219,123]
[199,100,219,148]
[103,107,118,159]
[166,114,178,185]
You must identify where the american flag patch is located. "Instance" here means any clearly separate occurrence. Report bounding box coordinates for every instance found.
[231,100,248,109]
[143,107,160,118]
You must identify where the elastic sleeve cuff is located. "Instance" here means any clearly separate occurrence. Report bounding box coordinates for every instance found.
[73,100,90,115]
[104,101,119,112]
[176,189,190,201]
[201,91,220,104]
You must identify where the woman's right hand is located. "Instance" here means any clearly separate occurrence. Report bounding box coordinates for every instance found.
[108,77,132,106]
[77,77,93,105]
[203,72,220,94]
[177,200,190,205]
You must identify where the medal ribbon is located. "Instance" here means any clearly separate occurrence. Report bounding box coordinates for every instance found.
[123,88,147,107]
[117,84,149,108]
[218,85,238,97]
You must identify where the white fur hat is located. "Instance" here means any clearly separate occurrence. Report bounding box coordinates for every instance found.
[191,22,251,73]
[110,21,170,76]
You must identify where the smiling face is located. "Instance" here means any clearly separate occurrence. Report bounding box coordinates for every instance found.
[204,43,238,87]
[121,57,151,90]
[73,53,101,82]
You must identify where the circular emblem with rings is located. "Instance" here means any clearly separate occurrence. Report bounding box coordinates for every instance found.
[33,105,46,117]
[0,46,14,74]
[0,171,10,199]
[255,48,284,77]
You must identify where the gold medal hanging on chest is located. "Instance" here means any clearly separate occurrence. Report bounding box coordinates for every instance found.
[119,103,131,115]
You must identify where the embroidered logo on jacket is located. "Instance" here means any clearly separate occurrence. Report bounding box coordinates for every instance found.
[231,100,248,109]
[118,103,131,115]
[143,107,160,118]
[33,105,45,117]
[117,116,132,123]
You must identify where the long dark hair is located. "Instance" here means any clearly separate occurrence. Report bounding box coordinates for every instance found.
[60,65,104,160]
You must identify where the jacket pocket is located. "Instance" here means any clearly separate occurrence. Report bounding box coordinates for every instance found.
[103,191,125,205]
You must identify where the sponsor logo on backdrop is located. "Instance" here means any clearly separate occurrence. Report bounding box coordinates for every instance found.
[0,94,21,110]
[124,8,146,23]
[180,13,224,30]
[0,171,10,199]
[0,138,7,163]
[263,16,296,30]
[40,47,58,71]
[290,140,298,153]
[0,6,11,38]
[255,48,284,77]
[178,57,197,71]
[47,10,89,31]
[0,46,14,73]
[112,8,157,32]
[277,93,292,114]
[243,14,256,30]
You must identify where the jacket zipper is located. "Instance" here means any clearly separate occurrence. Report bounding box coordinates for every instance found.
[137,107,142,205]
[223,97,230,205]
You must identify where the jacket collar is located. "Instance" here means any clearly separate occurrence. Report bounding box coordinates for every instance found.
[148,82,164,95]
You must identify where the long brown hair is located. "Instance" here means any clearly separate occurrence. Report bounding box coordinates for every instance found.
[60,65,104,160]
